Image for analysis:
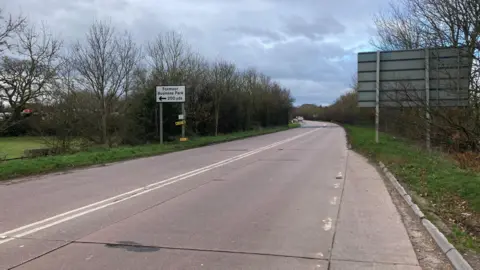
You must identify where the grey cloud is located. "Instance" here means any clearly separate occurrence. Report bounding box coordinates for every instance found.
[253,40,353,83]
[283,15,345,40]
[225,26,285,43]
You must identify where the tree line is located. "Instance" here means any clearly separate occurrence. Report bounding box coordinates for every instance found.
[0,10,294,150]
[300,0,480,153]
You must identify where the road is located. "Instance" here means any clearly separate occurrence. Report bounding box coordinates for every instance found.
[0,121,420,269]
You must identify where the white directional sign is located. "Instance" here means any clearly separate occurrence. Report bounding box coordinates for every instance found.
[156,86,185,103]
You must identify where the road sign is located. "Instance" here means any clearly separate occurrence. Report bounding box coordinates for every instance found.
[357,47,470,108]
[357,47,471,147]
[175,120,185,126]
[180,137,188,142]
[178,114,184,120]
[156,86,185,103]
[156,86,186,145]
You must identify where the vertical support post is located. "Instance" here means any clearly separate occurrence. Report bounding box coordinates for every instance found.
[375,51,380,143]
[457,48,461,106]
[425,48,431,151]
[181,102,186,138]
[159,102,164,144]
[155,105,159,139]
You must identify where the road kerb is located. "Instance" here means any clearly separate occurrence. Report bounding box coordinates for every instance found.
[411,204,425,219]
[422,219,454,253]
[446,249,474,270]
[404,194,414,206]
[379,161,473,270]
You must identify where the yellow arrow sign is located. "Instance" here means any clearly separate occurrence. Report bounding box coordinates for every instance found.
[175,120,185,126]
[180,137,188,142]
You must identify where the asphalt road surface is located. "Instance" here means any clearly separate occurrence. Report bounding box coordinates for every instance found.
[0,121,420,269]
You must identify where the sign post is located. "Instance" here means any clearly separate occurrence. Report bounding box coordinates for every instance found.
[375,51,380,143]
[425,48,431,151]
[159,102,163,144]
[181,103,186,139]
[156,86,186,144]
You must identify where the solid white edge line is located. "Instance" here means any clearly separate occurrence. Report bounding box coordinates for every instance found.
[0,128,318,244]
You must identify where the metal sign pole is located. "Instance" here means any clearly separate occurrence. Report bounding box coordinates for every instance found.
[159,102,163,144]
[425,48,431,151]
[375,51,380,143]
[181,102,186,138]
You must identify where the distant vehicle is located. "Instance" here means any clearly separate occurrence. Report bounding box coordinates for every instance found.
[296,116,304,122]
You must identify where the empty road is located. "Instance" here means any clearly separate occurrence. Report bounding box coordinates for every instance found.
[0,122,420,269]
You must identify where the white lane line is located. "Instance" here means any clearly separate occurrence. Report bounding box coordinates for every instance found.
[0,129,318,246]
[330,196,338,205]
[322,218,332,231]
[333,183,340,189]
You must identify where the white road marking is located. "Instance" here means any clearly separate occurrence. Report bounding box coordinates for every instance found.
[330,196,338,205]
[322,218,332,231]
[0,129,318,246]
[316,252,324,257]
[334,183,340,189]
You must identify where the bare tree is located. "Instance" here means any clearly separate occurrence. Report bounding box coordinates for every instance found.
[211,60,236,136]
[183,53,212,133]
[0,9,26,54]
[373,0,480,51]
[69,20,141,145]
[147,31,192,84]
[372,2,426,50]
[0,23,62,132]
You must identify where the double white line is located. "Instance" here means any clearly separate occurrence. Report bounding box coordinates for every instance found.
[0,129,318,246]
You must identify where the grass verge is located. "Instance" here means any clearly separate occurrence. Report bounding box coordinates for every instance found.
[345,125,480,253]
[0,137,46,159]
[288,122,301,128]
[0,125,297,181]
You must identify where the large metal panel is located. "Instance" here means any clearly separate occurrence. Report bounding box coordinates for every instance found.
[359,79,468,92]
[357,47,471,108]
[430,47,469,58]
[381,50,425,61]
[358,100,468,108]
[430,89,469,100]
[359,60,425,72]
[358,58,470,75]
[431,57,470,67]
[358,70,426,82]
[358,50,425,62]
[359,89,468,102]
[433,68,470,78]
[357,52,377,62]
[357,47,467,63]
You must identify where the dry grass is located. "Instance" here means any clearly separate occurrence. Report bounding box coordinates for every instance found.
[454,151,480,172]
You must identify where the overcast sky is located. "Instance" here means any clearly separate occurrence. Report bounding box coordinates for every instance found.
[3,0,387,105]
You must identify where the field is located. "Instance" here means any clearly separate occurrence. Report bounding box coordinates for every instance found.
[346,125,480,254]
[0,136,46,159]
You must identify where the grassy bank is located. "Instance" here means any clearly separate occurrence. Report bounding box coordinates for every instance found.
[0,125,297,181]
[345,125,480,253]
[0,137,46,159]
